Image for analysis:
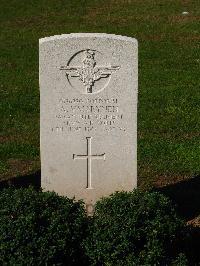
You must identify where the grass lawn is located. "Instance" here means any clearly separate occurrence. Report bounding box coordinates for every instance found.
[0,0,200,189]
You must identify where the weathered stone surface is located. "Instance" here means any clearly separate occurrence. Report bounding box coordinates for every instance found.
[39,33,138,214]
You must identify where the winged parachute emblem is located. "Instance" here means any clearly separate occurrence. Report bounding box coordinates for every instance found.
[60,50,120,94]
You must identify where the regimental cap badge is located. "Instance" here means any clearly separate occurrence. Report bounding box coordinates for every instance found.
[60,49,120,94]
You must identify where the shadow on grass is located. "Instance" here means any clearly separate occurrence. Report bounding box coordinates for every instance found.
[153,175,200,265]
[153,175,200,221]
[0,170,41,190]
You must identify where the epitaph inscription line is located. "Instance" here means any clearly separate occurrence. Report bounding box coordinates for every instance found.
[73,137,106,189]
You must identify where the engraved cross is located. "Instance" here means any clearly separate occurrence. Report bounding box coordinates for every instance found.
[73,137,106,189]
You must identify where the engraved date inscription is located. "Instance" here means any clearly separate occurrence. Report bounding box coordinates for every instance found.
[52,97,126,133]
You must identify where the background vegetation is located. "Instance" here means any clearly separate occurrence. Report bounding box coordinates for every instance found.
[1,0,199,184]
[0,0,199,223]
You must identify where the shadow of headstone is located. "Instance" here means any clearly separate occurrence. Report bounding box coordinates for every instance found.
[153,175,200,264]
[0,170,41,190]
[153,175,200,221]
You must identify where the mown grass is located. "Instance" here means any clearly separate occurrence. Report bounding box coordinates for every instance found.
[0,0,200,185]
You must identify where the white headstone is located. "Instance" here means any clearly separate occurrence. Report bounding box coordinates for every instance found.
[39,33,138,214]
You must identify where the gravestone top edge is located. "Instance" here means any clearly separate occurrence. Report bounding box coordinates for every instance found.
[39,33,138,45]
